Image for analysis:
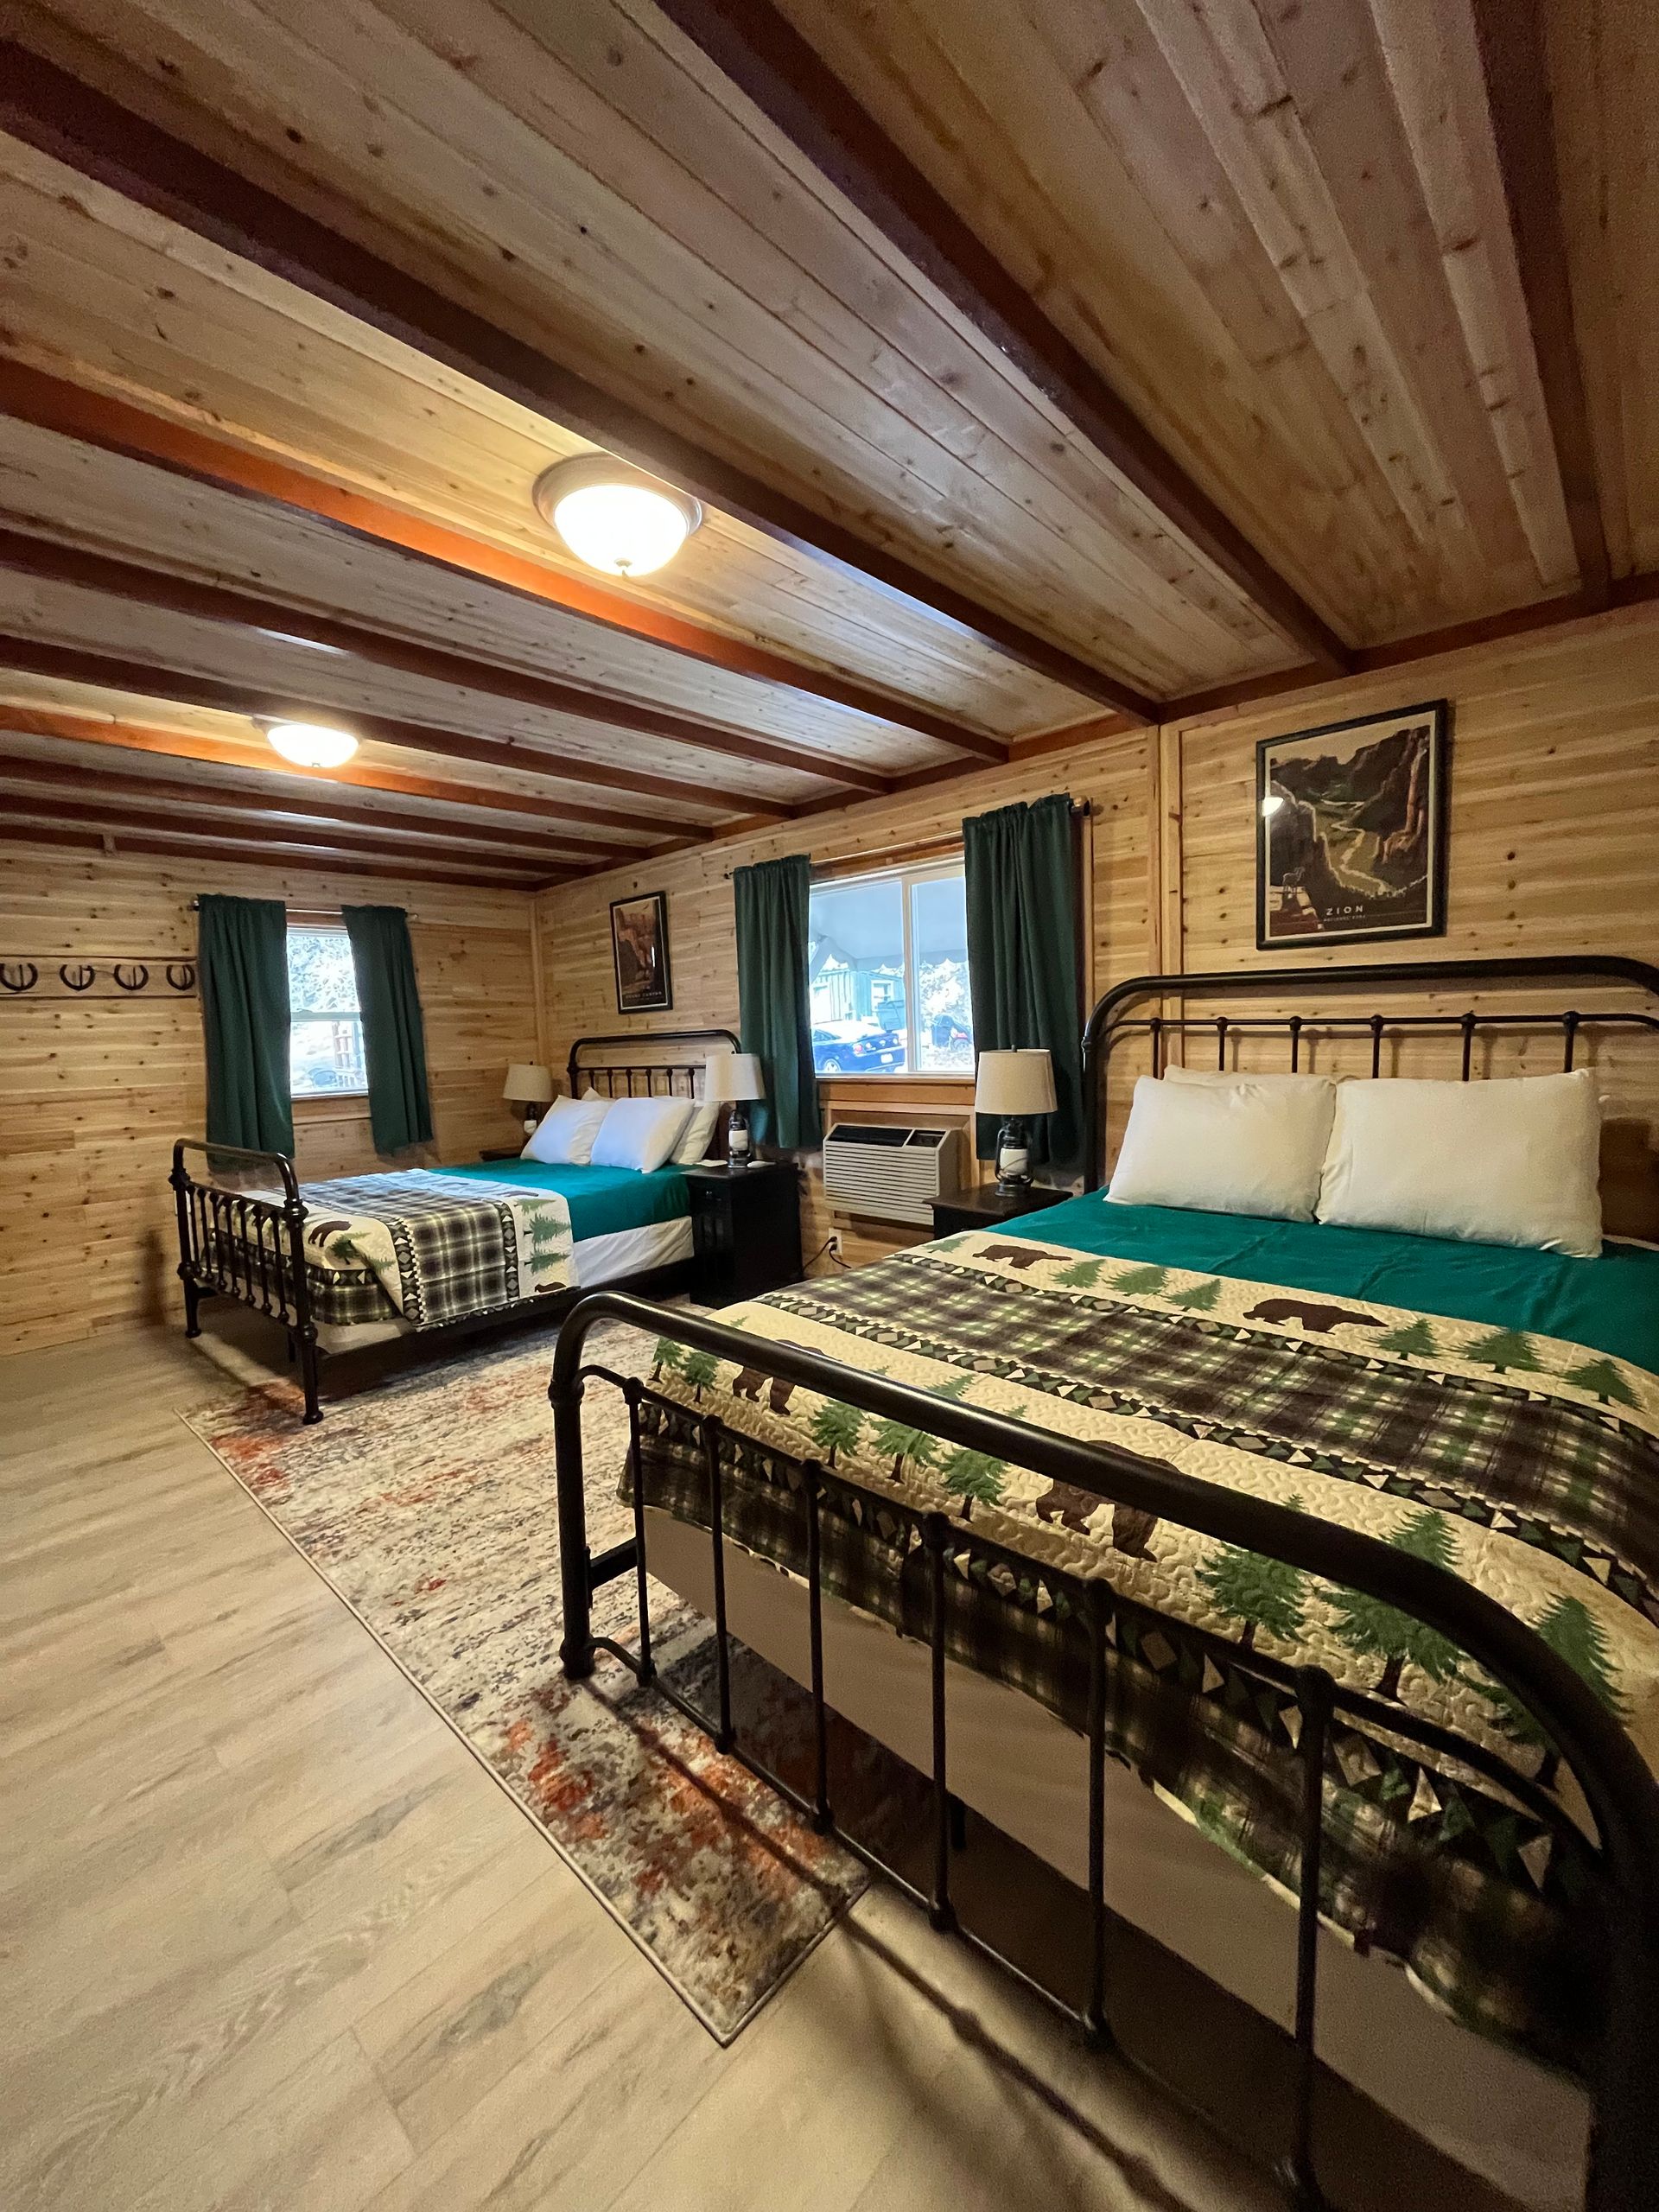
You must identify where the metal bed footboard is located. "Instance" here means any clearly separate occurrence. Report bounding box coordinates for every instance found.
[170,1137,321,1422]
[550,1292,1659,2212]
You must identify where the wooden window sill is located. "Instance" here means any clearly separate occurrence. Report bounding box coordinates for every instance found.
[293,1096,371,1126]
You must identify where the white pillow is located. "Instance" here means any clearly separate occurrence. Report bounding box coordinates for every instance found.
[672,1100,721,1166]
[1317,1071,1602,1257]
[1108,1074,1338,1223]
[590,1094,694,1173]
[1165,1065,1338,1092]
[522,1093,610,1166]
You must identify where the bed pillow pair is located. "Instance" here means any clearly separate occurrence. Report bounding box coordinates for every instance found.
[1109,1065,1603,1256]
[527,1089,718,1173]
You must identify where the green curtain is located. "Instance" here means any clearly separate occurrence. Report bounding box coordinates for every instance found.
[963,792,1084,1173]
[343,905,435,1155]
[199,893,293,1155]
[734,853,822,1150]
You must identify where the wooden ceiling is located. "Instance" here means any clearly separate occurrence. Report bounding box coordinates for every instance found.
[0,0,1649,887]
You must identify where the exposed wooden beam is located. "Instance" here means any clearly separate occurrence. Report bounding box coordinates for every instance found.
[1155,574,1659,728]
[653,0,1351,679]
[0,703,702,842]
[0,753,612,863]
[7,817,550,889]
[3,790,582,880]
[0,526,893,796]
[1468,0,1611,608]
[0,38,1150,720]
[0,635,782,817]
[0,359,1010,764]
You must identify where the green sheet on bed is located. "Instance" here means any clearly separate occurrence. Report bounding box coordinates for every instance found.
[433,1158,689,1241]
[996,1191,1659,1372]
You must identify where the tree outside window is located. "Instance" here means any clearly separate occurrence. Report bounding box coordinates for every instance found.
[287,927,366,1097]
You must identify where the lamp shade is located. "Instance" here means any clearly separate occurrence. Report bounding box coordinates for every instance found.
[974,1049,1057,1117]
[503,1063,553,1105]
[704,1050,765,1103]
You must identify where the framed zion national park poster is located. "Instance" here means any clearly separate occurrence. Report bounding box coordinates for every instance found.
[610,889,673,1013]
[1255,701,1449,949]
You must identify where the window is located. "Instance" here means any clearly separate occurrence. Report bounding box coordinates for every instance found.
[807,860,973,1077]
[287,927,366,1097]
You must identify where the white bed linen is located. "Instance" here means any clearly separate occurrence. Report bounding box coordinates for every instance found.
[643,1506,1588,2212]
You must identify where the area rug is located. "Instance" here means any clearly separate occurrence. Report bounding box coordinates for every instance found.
[184,1318,915,2041]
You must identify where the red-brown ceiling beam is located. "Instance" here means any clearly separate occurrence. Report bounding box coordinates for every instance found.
[0,360,1010,765]
[0,635,781,817]
[0,527,893,796]
[8,817,551,889]
[0,40,1150,721]
[653,0,1351,680]
[0,703,702,843]
[0,753,613,863]
[1468,0,1610,609]
[3,790,583,880]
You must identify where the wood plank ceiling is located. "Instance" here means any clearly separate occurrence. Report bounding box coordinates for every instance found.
[0,0,1648,887]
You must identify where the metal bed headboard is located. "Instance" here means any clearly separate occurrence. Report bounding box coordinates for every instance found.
[566,1027,739,1101]
[1081,953,1659,1192]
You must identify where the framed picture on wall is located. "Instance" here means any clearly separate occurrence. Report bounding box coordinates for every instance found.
[609,890,673,1013]
[1255,700,1449,950]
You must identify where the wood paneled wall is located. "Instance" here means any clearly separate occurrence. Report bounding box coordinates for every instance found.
[0,850,537,1352]
[535,728,1155,1271]
[537,601,1659,1259]
[3,602,1653,1357]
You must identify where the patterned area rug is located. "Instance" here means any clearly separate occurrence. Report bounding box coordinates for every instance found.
[184,1318,913,2042]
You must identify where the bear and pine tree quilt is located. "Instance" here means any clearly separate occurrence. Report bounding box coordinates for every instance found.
[218,1171,575,1329]
[632,1230,1659,2069]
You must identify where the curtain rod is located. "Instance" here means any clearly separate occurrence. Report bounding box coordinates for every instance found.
[720,798,1091,882]
[187,899,420,921]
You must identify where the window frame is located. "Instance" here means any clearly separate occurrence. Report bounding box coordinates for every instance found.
[808,855,973,1083]
[286,924,369,1103]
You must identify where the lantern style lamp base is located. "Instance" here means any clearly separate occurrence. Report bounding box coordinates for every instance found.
[727,1105,753,1170]
[995,1117,1033,1193]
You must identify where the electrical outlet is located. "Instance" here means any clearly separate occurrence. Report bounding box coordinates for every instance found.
[825,1231,842,1256]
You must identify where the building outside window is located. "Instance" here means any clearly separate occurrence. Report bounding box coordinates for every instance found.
[807,861,973,1077]
[287,926,367,1097]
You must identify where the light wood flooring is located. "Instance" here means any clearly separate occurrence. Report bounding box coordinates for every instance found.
[2,1322,1502,2212]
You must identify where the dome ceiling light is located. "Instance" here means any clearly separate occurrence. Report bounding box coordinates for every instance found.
[532,453,703,578]
[263,719,359,769]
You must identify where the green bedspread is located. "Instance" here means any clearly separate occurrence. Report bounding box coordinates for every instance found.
[996,1192,1659,1371]
[435,1158,690,1241]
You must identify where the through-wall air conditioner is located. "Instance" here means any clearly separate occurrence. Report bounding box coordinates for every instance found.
[821,1123,961,1227]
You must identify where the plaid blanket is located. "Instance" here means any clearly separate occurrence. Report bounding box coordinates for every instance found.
[632,1231,1659,2068]
[212,1172,574,1329]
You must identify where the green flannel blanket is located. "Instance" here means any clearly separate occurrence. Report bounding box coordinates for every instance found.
[633,1230,1659,2068]
[213,1170,575,1329]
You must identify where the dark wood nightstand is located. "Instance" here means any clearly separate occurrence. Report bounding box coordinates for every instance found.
[931,1182,1071,1237]
[479,1143,525,1161]
[683,1160,803,1306]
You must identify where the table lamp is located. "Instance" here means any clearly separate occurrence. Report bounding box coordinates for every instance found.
[705,1050,765,1169]
[504,1063,553,1136]
[975,1049,1057,1192]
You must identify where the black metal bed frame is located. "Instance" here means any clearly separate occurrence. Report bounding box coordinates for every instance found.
[550,955,1659,2212]
[171,1027,737,1421]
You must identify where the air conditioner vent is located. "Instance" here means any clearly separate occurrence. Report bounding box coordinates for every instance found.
[822,1123,961,1226]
